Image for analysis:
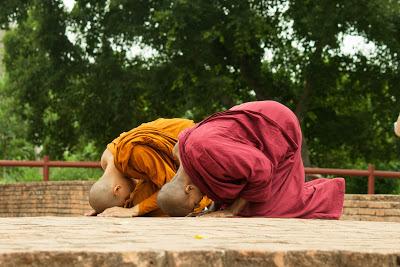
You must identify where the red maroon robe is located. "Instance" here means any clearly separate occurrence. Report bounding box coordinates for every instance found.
[178,101,345,219]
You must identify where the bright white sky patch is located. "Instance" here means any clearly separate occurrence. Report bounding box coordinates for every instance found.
[340,33,378,58]
[64,0,75,12]
[128,45,158,60]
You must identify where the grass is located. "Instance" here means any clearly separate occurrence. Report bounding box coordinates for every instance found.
[0,167,101,184]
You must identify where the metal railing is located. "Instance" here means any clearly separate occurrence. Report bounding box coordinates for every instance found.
[305,165,400,194]
[1,157,400,194]
[0,156,101,182]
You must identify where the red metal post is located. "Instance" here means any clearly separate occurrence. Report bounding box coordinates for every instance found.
[43,155,50,182]
[368,164,375,194]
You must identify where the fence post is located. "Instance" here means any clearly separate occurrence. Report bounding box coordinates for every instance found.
[43,155,49,182]
[368,164,375,194]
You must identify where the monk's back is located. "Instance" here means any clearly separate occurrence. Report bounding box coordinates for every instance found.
[190,101,298,165]
[230,101,301,145]
[138,118,195,138]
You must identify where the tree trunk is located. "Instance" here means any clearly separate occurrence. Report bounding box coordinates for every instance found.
[295,79,312,167]
[295,44,323,167]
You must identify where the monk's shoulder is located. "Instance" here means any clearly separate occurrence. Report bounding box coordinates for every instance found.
[143,118,194,128]
[139,118,195,137]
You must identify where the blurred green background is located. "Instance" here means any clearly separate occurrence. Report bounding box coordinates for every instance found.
[0,0,399,193]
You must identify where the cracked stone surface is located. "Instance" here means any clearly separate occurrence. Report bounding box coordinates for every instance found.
[0,217,399,267]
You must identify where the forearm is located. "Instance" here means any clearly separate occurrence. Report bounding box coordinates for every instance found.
[137,192,160,216]
[199,198,248,217]
[227,198,248,215]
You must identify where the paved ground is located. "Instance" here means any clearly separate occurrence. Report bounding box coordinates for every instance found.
[0,217,399,267]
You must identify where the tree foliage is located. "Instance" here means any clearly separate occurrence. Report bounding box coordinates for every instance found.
[0,0,399,192]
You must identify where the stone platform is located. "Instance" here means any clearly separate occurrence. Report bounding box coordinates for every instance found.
[0,217,399,267]
[2,182,400,222]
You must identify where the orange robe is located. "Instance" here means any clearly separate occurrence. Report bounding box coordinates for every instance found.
[107,118,211,216]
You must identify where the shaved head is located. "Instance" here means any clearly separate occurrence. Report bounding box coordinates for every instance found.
[89,148,135,214]
[157,143,204,216]
[89,178,122,213]
[157,179,193,216]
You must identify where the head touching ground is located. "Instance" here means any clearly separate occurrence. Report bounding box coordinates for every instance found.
[157,143,204,216]
[89,149,135,213]
[157,179,194,216]
[89,178,122,213]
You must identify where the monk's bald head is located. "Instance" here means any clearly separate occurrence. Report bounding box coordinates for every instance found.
[158,142,204,216]
[89,169,135,214]
[157,178,194,216]
[90,148,136,214]
[157,162,204,217]
[89,178,122,213]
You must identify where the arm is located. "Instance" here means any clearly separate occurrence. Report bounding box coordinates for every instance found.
[98,205,139,217]
[137,192,159,215]
[229,197,248,215]
[200,198,248,217]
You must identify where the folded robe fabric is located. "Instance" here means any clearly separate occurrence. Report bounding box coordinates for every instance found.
[107,118,212,216]
[178,101,345,219]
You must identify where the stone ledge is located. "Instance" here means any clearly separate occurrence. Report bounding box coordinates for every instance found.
[0,217,399,267]
[1,251,398,267]
[345,201,400,209]
[344,207,400,216]
[345,194,400,202]
[341,214,400,222]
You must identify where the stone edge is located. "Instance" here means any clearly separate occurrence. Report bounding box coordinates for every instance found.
[0,250,399,267]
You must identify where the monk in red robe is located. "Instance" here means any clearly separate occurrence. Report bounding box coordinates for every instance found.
[157,101,345,218]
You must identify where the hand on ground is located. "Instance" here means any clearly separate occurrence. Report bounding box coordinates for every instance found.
[199,210,234,218]
[84,209,98,216]
[98,206,139,217]
[186,210,212,217]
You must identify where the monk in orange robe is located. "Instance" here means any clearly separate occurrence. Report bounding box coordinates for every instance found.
[88,118,211,217]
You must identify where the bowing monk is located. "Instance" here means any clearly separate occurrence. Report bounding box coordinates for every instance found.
[88,118,211,217]
[157,101,345,219]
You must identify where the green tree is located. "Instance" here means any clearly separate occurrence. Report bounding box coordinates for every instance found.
[0,75,35,160]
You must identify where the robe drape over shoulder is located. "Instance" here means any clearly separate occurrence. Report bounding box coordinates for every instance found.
[107,118,211,216]
[178,101,345,219]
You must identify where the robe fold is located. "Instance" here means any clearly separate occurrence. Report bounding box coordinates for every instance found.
[107,118,211,216]
[178,101,345,219]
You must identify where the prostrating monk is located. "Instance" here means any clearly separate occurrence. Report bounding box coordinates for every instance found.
[157,101,345,219]
[88,118,211,217]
